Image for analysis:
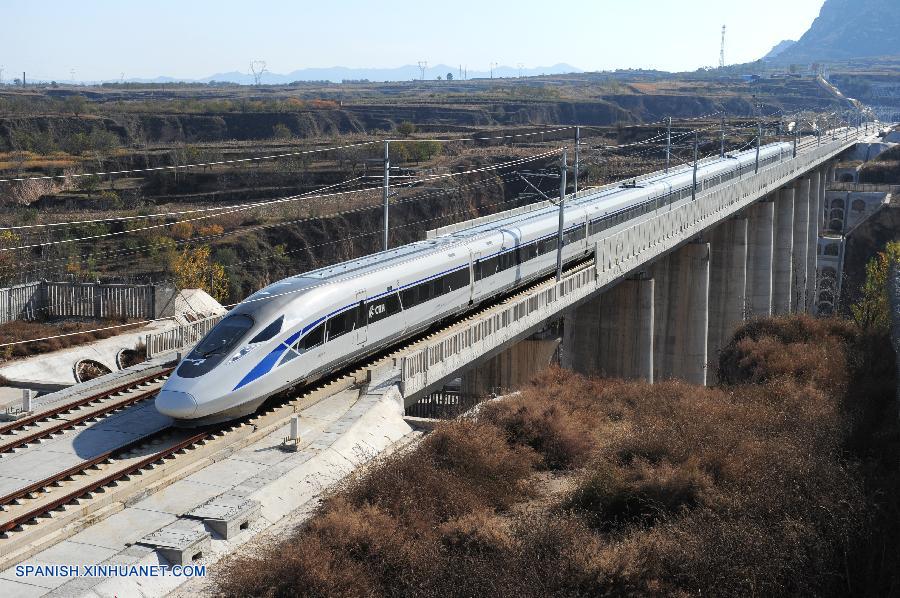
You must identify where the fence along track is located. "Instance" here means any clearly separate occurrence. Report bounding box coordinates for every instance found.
[0,280,158,325]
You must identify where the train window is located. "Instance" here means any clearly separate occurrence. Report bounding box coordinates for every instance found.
[539,237,558,255]
[326,309,356,341]
[194,314,254,357]
[517,242,538,263]
[249,315,283,344]
[400,285,418,309]
[298,322,325,353]
[366,292,401,323]
[431,276,447,297]
[564,226,586,245]
[449,268,470,290]
[498,251,516,271]
[475,256,500,281]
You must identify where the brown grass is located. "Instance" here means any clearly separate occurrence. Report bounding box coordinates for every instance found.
[215,316,897,597]
[0,319,142,360]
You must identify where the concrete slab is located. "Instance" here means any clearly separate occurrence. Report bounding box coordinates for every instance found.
[138,520,210,566]
[0,577,49,598]
[0,540,118,590]
[92,402,171,434]
[131,479,225,516]
[45,429,143,459]
[0,450,84,484]
[182,457,261,490]
[229,440,293,466]
[66,507,178,551]
[188,495,260,539]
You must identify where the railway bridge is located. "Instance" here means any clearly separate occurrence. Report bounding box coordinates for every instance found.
[394,128,870,401]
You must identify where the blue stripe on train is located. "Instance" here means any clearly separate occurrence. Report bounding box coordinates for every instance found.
[233,343,289,391]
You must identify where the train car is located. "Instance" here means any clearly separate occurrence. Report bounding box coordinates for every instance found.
[155,141,792,425]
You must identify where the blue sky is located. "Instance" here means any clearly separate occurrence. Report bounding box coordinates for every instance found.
[2,0,826,81]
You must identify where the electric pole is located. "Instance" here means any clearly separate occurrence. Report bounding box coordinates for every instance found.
[574,126,580,196]
[719,25,726,69]
[665,116,672,173]
[556,148,567,282]
[793,118,799,159]
[490,62,498,79]
[691,131,699,202]
[720,112,726,158]
[383,141,390,251]
[755,120,762,173]
[417,61,427,81]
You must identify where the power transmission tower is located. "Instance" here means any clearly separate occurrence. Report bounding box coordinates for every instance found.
[249,60,267,85]
[719,25,726,69]
[417,61,427,81]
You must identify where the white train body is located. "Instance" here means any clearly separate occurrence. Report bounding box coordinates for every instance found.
[156,142,792,424]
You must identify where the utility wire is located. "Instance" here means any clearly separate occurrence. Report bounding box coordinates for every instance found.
[0,150,560,252]
[0,125,580,185]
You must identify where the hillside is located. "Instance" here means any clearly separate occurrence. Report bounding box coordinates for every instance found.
[772,0,900,64]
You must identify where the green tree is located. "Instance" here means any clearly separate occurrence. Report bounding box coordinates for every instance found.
[851,240,900,332]
[412,140,441,164]
[61,132,91,155]
[76,174,101,197]
[63,95,88,117]
[446,72,453,81]
[397,121,416,136]
[170,246,229,302]
[272,123,293,140]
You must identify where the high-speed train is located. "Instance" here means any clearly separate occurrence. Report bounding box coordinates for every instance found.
[156,141,793,424]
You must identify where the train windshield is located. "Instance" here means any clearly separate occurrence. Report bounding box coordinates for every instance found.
[195,315,254,357]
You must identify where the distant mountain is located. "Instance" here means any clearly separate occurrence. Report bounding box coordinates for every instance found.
[110,63,581,85]
[770,0,900,63]
[762,40,796,61]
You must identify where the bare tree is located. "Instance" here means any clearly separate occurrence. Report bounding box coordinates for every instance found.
[249,60,267,85]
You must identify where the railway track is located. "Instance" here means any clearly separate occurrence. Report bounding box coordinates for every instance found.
[0,368,173,454]
[0,261,593,568]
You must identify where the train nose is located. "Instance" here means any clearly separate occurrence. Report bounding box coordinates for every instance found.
[155,390,199,419]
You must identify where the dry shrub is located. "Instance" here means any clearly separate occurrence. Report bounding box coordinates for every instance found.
[480,388,594,469]
[718,315,853,394]
[566,458,713,529]
[215,315,889,598]
[343,419,537,522]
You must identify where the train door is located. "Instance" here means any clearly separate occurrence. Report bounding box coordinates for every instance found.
[469,250,480,304]
[355,290,367,345]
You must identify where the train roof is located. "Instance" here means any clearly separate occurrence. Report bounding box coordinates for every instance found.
[242,141,789,303]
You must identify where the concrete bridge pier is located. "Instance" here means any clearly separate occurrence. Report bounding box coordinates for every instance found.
[792,177,812,312]
[807,171,822,312]
[564,277,655,382]
[705,216,748,371]
[651,241,710,386]
[772,187,795,315]
[460,335,561,397]
[746,198,775,317]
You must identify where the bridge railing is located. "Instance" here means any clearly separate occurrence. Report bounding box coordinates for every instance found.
[399,135,855,398]
[144,314,223,359]
[400,264,596,396]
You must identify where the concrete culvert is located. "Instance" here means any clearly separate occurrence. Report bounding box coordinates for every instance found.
[74,359,112,383]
